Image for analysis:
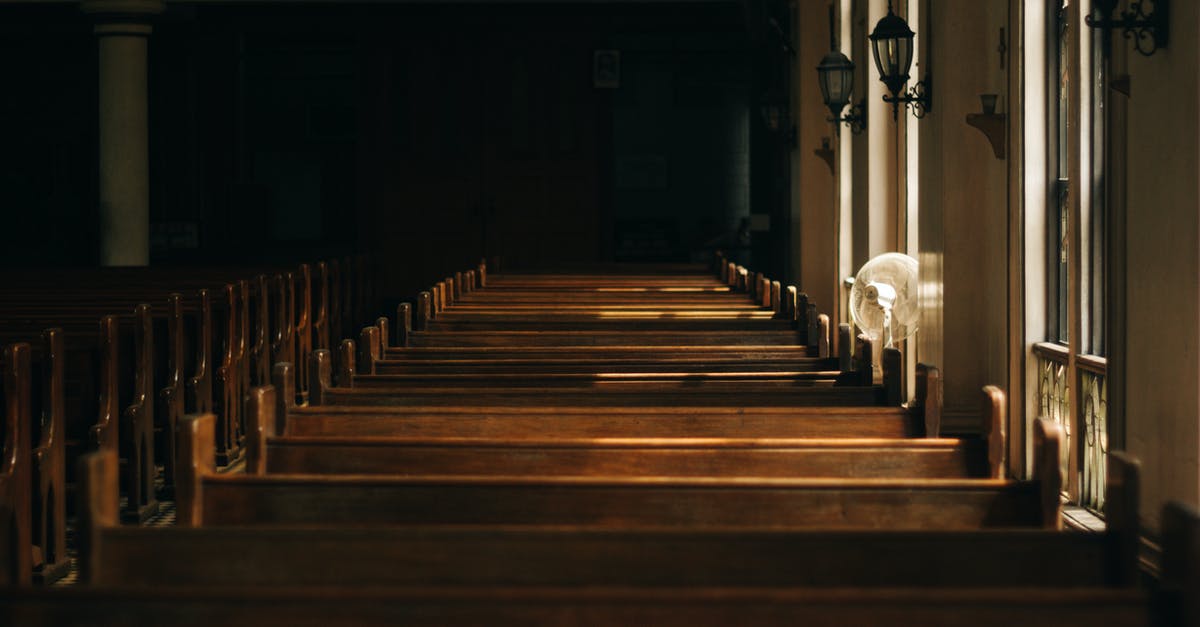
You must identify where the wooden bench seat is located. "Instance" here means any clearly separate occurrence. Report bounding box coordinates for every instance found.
[423,318,794,333]
[0,337,68,585]
[350,372,854,388]
[401,280,827,348]
[0,310,161,523]
[259,436,990,479]
[272,354,939,435]
[0,586,1157,627]
[170,412,1057,530]
[456,293,747,304]
[3,404,1175,625]
[407,330,807,347]
[447,296,764,306]
[81,525,1127,589]
[322,335,883,403]
[368,335,840,375]
[314,384,889,408]
[281,405,928,439]
[372,358,836,375]
[484,276,730,287]
[256,383,974,482]
[193,473,1054,530]
[382,345,818,360]
[68,443,1141,589]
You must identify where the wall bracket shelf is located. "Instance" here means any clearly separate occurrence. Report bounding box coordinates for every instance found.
[814,142,835,174]
[965,113,1006,159]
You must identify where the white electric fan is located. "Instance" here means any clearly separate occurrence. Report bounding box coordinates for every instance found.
[849,252,919,348]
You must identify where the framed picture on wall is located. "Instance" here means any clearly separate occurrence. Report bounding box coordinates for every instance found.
[594,50,620,88]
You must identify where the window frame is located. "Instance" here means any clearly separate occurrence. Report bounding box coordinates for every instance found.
[1034,0,1109,515]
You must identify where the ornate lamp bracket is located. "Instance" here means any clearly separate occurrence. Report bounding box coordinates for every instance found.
[1085,0,1169,57]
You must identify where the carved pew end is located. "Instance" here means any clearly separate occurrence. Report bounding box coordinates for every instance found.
[2,343,33,587]
[336,340,357,388]
[396,303,412,347]
[913,364,942,438]
[120,304,159,525]
[31,329,70,585]
[981,385,1006,478]
[1161,501,1200,626]
[308,350,333,406]
[76,449,118,585]
[245,387,276,476]
[837,324,853,373]
[881,347,901,407]
[854,334,874,386]
[174,413,216,529]
[271,363,296,437]
[416,292,432,330]
[1032,418,1065,530]
[1105,451,1141,588]
[358,327,381,376]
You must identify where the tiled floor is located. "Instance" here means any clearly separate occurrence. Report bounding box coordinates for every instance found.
[53,501,176,587]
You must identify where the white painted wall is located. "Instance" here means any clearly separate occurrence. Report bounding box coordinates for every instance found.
[794,0,839,324]
[918,0,1011,432]
[1122,0,1200,529]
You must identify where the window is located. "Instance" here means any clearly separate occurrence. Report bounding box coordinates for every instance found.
[1034,0,1108,515]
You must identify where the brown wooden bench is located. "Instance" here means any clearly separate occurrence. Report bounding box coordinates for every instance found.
[0,255,364,471]
[0,586,1159,627]
[309,339,896,408]
[0,309,160,523]
[0,344,33,588]
[406,330,813,347]
[0,284,238,470]
[272,358,941,439]
[250,368,973,479]
[281,405,929,439]
[58,439,1145,592]
[0,258,363,583]
[255,379,995,481]
[257,436,993,479]
[397,280,831,359]
[369,331,841,378]
[169,411,1063,530]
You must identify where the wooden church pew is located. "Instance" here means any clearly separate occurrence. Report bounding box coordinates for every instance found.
[0,333,69,585]
[2,262,1178,626]
[271,360,942,440]
[0,258,340,576]
[0,257,350,504]
[370,327,839,377]
[0,307,160,523]
[174,412,1060,530]
[0,343,33,588]
[310,336,886,408]
[0,586,1157,627]
[400,279,830,353]
[255,372,973,478]
[60,440,1144,592]
[281,405,931,439]
[18,333,67,584]
[407,329,810,347]
[421,315,795,333]
[0,286,235,471]
[256,436,992,479]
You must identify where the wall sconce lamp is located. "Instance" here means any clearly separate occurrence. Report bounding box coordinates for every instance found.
[760,93,797,147]
[1085,0,1168,56]
[816,5,866,135]
[869,0,931,120]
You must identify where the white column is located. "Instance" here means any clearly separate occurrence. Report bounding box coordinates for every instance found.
[82,1,163,266]
[866,0,898,258]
